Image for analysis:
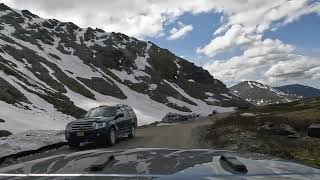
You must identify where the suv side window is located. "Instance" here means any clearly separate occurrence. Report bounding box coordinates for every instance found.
[121,107,129,118]
[128,107,134,117]
[123,108,131,117]
[117,108,123,116]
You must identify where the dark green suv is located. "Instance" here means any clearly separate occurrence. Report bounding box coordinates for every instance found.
[65,104,137,147]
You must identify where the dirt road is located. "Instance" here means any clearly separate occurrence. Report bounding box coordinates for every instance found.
[1,113,230,167]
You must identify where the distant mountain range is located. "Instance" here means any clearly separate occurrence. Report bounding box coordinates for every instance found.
[230,81,296,106]
[276,84,320,98]
[230,81,320,106]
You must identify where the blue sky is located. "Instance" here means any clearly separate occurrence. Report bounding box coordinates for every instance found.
[3,0,320,88]
[265,13,320,57]
[150,12,320,67]
[149,12,223,66]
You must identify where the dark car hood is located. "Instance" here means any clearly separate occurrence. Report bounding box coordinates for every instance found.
[0,148,320,179]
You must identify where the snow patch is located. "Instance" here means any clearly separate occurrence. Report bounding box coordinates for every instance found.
[240,113,256,117]
[0,72,74,133]
[221,93,233,99]
[134,42,152,70]
[205,92,215,96]
[110,69,142,83]
[205,97,219,102]
[0,130,65,158]
[148,84,157,91]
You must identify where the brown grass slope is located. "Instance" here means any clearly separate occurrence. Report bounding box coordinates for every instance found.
[205,97,320,168]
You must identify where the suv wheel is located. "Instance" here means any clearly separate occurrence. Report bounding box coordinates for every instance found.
[107,128,117,146]
[68,141,80,148]
[128,125,136,138]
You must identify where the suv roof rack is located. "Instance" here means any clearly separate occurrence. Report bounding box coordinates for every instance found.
[98,105,110,107]
[116,104,129,108]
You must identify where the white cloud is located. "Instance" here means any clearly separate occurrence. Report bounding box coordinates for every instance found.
[203,38,320,87]
[198,0,320,87]
[198,0,320,57]
[3,0,319,40]
[167,21,193,40]
[265,57,320,81]
[197,24,261,57]
[0,0,218,38]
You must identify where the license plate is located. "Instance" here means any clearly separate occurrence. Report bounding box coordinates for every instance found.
[76,132,84,137]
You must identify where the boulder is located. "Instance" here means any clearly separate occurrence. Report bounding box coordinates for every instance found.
[278,124,297,136]
[0,118,5,123]
[307,124,320,138]
[287,134,300,139]
[258,123,298,136]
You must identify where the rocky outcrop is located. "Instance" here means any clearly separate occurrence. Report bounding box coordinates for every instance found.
[258,122,299,138]
[307,124,320,138]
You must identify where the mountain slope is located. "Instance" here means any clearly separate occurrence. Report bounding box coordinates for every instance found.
[0,3,250,133]
[276,84,320,98]
[230,81,299,106]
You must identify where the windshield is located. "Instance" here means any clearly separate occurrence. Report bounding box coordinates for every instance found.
[1,0,320,179]
[85,107,116,118]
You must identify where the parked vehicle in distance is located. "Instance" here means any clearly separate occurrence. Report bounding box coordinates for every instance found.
[208,110,218,116]
[162,112,180,123]
[162,112,199,123]
[65,104,137,147]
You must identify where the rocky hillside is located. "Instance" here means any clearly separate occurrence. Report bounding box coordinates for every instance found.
[0,3,250,133]
[276,84,320,98]
[230,81,299,106]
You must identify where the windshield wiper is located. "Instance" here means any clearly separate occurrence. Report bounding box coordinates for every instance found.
[219,154,248,174]
[89,154,115,171]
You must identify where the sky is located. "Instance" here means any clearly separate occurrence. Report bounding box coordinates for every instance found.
[1,0,320,88]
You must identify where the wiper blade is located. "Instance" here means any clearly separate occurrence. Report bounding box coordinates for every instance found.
[220,154,248,174]
[89,154,115,171]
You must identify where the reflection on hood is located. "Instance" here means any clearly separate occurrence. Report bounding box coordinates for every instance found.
[0,149,320,179]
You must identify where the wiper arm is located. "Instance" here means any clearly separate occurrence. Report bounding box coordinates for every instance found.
[219,154,248,174]
[89,154,115,171]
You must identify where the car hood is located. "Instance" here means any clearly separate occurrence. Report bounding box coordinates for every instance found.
[0,148,319,179]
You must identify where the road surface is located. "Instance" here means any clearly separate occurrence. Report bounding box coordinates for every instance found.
[1,113,230,167]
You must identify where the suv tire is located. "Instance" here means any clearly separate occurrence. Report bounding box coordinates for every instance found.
[107,127,117,146]
[128,124,136,138]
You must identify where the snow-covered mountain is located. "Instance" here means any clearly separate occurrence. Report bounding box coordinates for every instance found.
[0,3,250,133]
[230,81,300,106]
[276,84,320,98]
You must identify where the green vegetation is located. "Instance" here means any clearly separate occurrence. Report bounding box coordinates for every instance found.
[206,97,320,168]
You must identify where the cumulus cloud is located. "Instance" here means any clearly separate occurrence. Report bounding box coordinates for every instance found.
[203,39,320,87]
[0,0,218,38]
[167,21,193,40]
[197,24,261,57]
[265,57,320,80]
[199,0,320,87]
[198,0,320,57]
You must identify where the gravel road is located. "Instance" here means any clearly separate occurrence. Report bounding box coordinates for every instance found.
[1,113,231,167]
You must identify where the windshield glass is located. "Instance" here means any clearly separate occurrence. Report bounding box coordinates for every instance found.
[85,107,116,118]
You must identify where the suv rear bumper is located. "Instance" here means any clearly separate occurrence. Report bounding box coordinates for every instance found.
[65,128,108,143]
